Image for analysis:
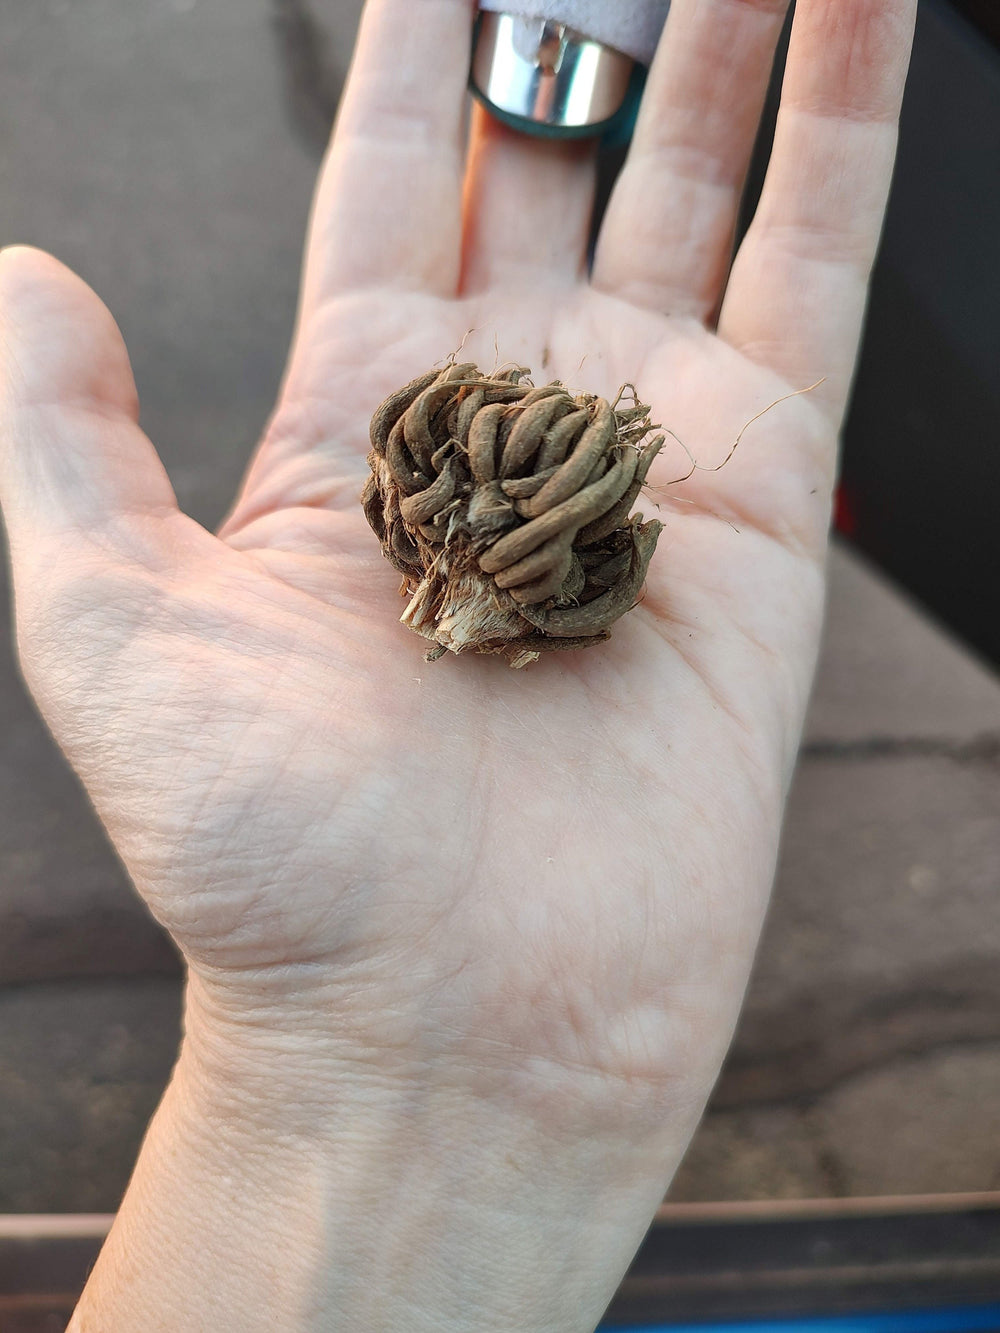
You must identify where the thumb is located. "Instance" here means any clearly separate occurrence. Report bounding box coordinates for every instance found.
[0,246,178,571]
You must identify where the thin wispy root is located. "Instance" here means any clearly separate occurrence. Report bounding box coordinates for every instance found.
[362,362,665,669]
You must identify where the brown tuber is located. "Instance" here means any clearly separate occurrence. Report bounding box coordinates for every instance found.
[361,361,665,668]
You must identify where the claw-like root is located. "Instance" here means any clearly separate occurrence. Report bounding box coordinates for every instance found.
[362,363,664,666]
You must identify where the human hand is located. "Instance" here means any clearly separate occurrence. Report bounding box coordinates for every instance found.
[0,1,915,1329]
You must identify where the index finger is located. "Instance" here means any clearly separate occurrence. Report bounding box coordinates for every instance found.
[297,0,474,320]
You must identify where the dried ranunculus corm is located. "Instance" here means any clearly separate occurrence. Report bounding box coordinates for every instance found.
[361,361,665,669]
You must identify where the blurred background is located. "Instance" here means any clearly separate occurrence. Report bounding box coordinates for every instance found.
[0,0,998,1240]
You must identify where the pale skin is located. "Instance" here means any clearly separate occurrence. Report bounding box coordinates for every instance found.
[0,0,915,1328]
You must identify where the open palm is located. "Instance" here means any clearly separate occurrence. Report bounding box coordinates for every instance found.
[1,0,913,1242]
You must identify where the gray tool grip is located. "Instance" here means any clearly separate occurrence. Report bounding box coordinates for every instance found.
[477,0,670,66]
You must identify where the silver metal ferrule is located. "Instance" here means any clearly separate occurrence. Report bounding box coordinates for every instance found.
[471,12,634,133]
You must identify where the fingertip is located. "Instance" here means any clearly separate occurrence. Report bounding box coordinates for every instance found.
[0,245,96,331]
[0,242,68,282]
[0,245,140,425]
[0,249,177,553]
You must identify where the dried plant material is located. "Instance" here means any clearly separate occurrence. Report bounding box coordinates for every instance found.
[362,362,665,668]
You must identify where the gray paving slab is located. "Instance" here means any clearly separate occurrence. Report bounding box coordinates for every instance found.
[670,747,1000,1201]
[668,1103,834,1203]
[808,544,1000,745]
[812,1044,1000,1197]
[745,748,1000,1029]
[0,979,181,1212]
[672,1042,1000,1202]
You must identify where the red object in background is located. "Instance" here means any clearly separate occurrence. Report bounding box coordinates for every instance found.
[834,485,857,538]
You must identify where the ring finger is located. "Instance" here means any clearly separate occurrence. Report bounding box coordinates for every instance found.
[461,104,598,293]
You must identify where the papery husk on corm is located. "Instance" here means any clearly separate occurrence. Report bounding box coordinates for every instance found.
[361,361,665,669]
